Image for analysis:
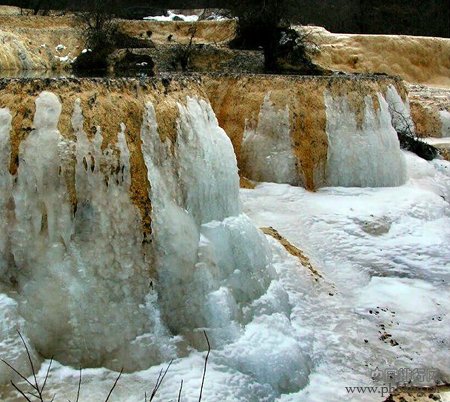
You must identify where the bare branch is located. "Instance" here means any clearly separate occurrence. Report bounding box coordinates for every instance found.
[75,367,82,402]
[1,359,36,390]
[104,368,123,402]
[41,357,53,393]
[149,360,173,400]
[198,331,211,402]
[177,379,184,402]
[10,381,32,402]
[17,330,41,397]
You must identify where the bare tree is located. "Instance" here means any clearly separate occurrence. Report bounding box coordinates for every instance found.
[388,104,438,161]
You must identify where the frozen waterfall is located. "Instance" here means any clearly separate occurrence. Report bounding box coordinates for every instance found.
[0,91,285,382]
[325,89,407,187]
[141,97,277,346]
[241,94,299,186]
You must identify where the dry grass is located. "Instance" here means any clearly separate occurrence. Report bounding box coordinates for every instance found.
[261,226,323,281]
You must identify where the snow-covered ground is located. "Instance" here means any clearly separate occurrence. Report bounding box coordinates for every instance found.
[2,151,448,402]
[241,151,450,401]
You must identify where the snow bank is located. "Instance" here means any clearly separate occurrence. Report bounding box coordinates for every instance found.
[240,152,450,401]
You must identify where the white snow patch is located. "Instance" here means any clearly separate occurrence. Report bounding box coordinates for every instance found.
[144,11,199,22]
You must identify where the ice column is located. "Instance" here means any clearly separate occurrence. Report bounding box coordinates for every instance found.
[325,91,407,187]
[241,94,299,185]
[142,97,276,346]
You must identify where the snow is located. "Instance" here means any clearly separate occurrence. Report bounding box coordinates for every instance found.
[54,54,75,63]
[241,151,450,401]
[423,137,450,146]
[144,11,199,22]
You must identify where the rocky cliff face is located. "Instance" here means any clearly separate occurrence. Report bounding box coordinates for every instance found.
[0,14,81,71]
[307,27,450,88]
[0,13,236,72]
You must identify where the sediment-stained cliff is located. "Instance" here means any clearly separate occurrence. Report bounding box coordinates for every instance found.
[0,77,205,237]
[409,85,450,138]
[307,27,450,88]
[205,74,408,189]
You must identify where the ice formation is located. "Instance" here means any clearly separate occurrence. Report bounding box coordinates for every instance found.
[325,89,407,187]
[385,84,415,135]
[141,97,280,346]
[0,91,302,394]
[0,92,175,373]
[241,94,299,185]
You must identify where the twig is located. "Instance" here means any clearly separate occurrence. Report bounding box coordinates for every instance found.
[1,359,36,390]
[41,357,53,393]
[75,367,82,402]
[177,380,183,402]
[149,360,173,400]
[104,368,123,402]
[17,330,42,399]
[388,104,415,137]
[198,331,210,402]
[10,381,32,402]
